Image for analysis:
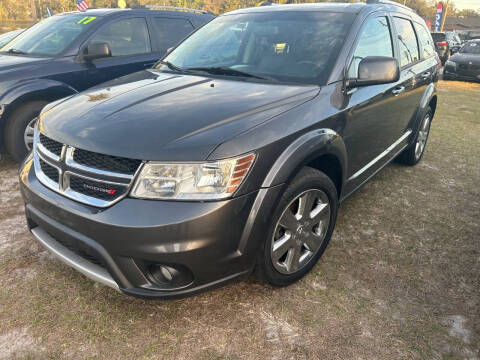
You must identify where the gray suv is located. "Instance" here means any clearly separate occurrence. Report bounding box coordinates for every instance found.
[20,0,439,298]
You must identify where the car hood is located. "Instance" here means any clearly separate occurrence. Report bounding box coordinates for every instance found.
[40,70,319,161]
[0,54,49,72]
[450,53,480,65]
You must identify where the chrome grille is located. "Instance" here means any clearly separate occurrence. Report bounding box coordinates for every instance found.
[39,158,59,183]
[33,131,142,208]
[73,149,141,175]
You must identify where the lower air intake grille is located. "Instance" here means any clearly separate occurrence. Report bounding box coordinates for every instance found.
[73,149,141,175]
[52,233,105,268]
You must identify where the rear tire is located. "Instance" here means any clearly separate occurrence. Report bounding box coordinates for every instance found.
[396,107,432,166]
[255,167,338,286]
[4,101,47,162]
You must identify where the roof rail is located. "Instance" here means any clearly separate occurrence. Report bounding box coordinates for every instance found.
[134,5,213,15]
[366,0,413,12]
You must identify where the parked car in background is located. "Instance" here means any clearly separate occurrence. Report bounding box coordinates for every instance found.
[20,0,438,298]
[446,31,462,53]
[458,29,480,43]
[431,31,459,64]
[0,7,214,162]
[444,39,480,82]
[0,29,24,48]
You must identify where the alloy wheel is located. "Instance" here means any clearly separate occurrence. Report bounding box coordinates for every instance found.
[271,189,331,275]
[24,117,37,151]
[415,114,430,160]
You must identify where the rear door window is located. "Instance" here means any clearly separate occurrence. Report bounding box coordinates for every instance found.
[348,16,393,78]
[393,17,420,67]
[431,33,446,42]
[151,18,194,52]
[88,18,151,57]
[415,23,435,59]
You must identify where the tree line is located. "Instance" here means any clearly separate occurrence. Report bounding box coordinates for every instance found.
[0,0,478,22]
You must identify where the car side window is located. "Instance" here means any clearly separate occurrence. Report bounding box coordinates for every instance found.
[393,17,419,67]
[415,24,435,59]
[348,16,393,78]
[88,18,151,57]
[151,18,194,52]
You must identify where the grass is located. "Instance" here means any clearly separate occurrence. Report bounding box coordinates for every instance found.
[0,80,479,359]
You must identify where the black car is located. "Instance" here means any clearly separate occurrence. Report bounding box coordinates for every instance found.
[20,0,439,298]
[0,7,214,162]
[444,40,480,82]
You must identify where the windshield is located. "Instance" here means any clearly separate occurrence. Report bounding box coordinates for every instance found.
[0,30,22,48]
[460,42,480,54]
[159,11,355,85]
[0,15,99,56]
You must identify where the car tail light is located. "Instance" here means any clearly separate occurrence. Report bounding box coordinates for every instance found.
[436,41,447,46]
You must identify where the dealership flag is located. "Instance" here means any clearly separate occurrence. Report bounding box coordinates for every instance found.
[76,0,90,11]
[435,2,443,32]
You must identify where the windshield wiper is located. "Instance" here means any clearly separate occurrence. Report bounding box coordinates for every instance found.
[5,48,27,55]
[186,66,271,80]
[158,60,186,73]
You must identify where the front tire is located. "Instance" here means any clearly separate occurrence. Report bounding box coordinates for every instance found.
[4,101,47,162]
[256,167,338,286]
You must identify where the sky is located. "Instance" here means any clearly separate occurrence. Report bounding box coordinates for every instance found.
[453,0,480,10]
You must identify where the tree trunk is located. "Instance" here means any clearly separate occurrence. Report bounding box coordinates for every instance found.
[30,0,38,21]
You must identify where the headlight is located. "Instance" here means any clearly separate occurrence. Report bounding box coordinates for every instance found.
[130,154,255,200]
[445,60,456,68]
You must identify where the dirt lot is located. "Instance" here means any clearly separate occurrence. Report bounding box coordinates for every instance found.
[0,80,479,359]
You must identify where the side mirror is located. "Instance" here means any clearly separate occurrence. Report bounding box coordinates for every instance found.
[83,43,111,62]
[347,56,400,88]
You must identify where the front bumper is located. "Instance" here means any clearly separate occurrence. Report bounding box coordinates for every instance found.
[20,157,282,298]
[444,65,480,82]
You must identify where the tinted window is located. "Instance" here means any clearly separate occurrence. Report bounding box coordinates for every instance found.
[152,18,194,52]
[0,15,99,56]
[161,12,356,85]
[348,16,393,78]
[415,23,435,59]
[88,18,151,57]
[431,33,446,42]
[393,17,419,67]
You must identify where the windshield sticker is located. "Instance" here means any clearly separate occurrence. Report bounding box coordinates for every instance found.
[274,43,288,54]
[77,16,97,25]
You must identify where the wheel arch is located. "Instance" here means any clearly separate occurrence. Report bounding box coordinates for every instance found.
[428,95,437,119]
[0,79,77,150]
[261,128,347,198]
[237,128,347,261]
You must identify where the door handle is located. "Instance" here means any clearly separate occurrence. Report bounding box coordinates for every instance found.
[143,62,156,67]
[421,71,431,80]
[392,86,405,96]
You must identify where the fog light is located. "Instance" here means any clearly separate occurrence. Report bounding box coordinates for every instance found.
[150,265,177,284]
[148,264,193,290]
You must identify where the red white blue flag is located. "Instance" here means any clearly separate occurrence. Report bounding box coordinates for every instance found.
[76,0,90,11]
